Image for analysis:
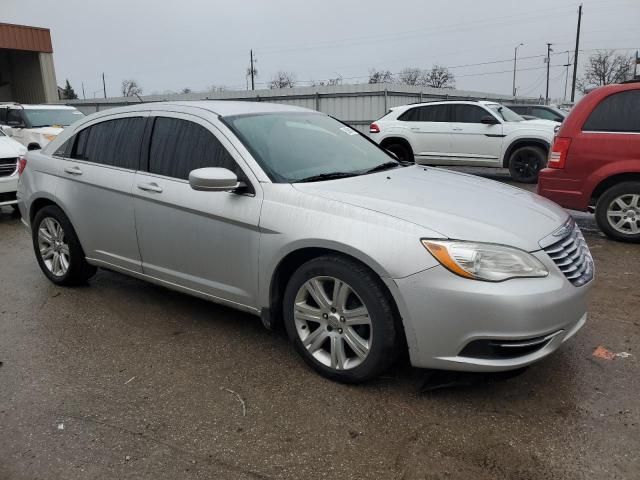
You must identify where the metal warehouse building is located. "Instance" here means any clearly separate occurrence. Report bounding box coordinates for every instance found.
[0,22,58,103]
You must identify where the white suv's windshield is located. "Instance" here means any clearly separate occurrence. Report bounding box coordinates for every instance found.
[224,113,398,183]
[487,104,524,122]
[22,108,84,128]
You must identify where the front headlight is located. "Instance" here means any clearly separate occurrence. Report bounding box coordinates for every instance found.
[43,134,57,142]
[422,240,548,282]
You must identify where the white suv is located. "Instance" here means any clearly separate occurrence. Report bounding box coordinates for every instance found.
[0,104,84,151]
[0,128,26,211]
[370,100,558,183]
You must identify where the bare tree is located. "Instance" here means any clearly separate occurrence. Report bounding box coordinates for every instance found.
[423,65,455,89]
[368,69,394,84]
[398,67,424,86]
[311,75,343,87]
[207,84,227,93]
[181,87,192,94]
[121,79,143,97]
[269,71,296,89]
[578,50,633,93]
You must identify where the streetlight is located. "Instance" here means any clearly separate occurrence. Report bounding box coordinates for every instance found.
[513,43,524,97]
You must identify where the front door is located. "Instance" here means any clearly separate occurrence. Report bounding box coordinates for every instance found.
[133,113,262,308]
[446,104,504,166]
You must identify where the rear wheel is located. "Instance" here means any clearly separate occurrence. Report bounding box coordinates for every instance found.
[283,255,399,383]
[32,205,97,285]
[595,182,640,243]
[508,146,546,183]
[384,142,414,163]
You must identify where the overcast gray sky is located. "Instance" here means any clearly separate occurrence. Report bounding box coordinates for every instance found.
[4,0,639,99]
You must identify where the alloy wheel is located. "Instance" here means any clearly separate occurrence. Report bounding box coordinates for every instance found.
[512,151,540,180]
[38,217,70,277]
[607,194,640,235]
[293,276,372,370]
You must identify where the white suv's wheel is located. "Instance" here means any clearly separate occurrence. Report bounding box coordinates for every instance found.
[508,146,546,183]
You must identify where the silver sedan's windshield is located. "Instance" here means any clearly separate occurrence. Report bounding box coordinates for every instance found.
[224,112,397,183]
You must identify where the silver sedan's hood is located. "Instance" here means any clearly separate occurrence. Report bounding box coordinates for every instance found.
[293,166,568,252]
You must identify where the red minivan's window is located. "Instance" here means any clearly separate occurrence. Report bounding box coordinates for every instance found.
[582,90,640,133]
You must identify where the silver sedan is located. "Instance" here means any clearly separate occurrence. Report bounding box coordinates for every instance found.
[17,101,593,383]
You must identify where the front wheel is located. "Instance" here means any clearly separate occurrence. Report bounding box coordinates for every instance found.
[283,255,399,383]
[595,182,640,243]
[508,146,546,183]
[385,142,414,163]
[32,205,97,285]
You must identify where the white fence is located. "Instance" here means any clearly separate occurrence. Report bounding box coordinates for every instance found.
[64,83,534,133]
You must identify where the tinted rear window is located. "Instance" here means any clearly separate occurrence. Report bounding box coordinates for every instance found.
[71,117,145,169]
[583,90,640,133]
[398,105,449,122]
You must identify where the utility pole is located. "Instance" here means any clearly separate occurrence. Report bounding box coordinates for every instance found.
[563,52,572,102]
[512,43,524,97]
[102,72,107,99]
[545,43,553,105]
[570,4,582,102]
[82,82,86,100]
[250,50,255,91]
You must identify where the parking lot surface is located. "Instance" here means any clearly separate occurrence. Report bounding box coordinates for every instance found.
[1,173,638,479]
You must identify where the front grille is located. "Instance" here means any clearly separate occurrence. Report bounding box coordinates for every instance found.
[0,157,17,178]
[543,223,594,287]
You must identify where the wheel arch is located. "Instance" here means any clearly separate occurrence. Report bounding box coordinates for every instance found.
[502,138,550,168]
[379,136,413,152]
[591,173,640,205]
[265,246,407,351]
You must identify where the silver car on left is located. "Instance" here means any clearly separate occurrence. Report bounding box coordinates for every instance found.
[17,101,593,383]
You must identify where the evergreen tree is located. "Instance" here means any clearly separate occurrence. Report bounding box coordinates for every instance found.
[61,79,79,100]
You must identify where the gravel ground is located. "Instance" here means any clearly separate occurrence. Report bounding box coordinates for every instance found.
[0,172,638,479]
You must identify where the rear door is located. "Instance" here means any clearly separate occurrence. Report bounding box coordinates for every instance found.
[133,113,262,308]
[400,104,452,164]
[55,113,147,272]
[445,104,504,166]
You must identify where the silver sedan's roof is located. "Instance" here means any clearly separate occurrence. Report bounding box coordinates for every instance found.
[83,100,315,118]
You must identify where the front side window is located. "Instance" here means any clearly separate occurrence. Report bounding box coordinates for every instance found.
[148,117,246,182]
[451,105,488,123]
[531,107,565,121]
[508,106,528,115]
[7,109,24,126]
[22,108,84,128]
[71,117,145,170]
[224,112,397,183]
[583,90,640,133]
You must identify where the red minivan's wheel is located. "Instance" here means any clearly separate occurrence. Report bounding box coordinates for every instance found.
[595,182,640,243]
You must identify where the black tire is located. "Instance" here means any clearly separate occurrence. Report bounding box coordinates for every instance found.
[384,142,414,163]
[283,255,399,383]
[32,205,97,285]
[508,145,546,183]
[595,181,640,243]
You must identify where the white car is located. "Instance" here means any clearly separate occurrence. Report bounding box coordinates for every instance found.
[0,128,27,211]
[0,104,84,151]
[370,100,558,183]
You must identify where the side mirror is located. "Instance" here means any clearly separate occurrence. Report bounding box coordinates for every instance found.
[27,142,41,151]
[480,115,500,125]
[189,167,239,192]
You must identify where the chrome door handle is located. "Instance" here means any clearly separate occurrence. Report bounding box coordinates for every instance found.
[410,127,420,131]
[63,166,83,175]
[452,128,463,131]
[137,182,163,193]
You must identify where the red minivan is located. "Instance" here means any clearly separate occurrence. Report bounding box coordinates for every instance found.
[538,81,640,242]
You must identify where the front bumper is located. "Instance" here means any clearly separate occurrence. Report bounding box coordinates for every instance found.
[386,251,590,372]
[0,174,18,206]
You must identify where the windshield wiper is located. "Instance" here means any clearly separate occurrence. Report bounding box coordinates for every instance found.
[296,172,359,183]
[364,161,400,174]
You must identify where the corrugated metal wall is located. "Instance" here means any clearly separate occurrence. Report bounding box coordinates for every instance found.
[65,83,535,133]
[38,53,59,103]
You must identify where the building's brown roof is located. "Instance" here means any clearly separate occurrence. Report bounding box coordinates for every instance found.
[0,22,53,53]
